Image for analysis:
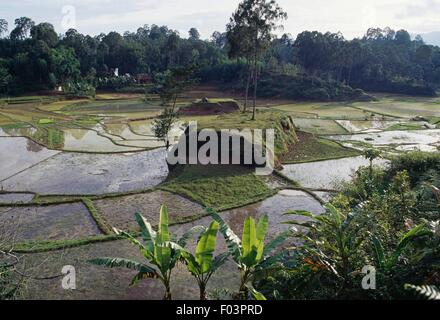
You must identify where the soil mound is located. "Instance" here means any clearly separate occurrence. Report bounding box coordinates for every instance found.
[179,100,240,115]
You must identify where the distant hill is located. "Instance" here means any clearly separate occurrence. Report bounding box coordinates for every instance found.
[416,31,440,47]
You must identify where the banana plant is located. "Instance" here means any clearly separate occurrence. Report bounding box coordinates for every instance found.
[209,209,292,300]
[89,205,198,300]
[283,204,369,279]
[371,223,433,272]
[180,221,229,300]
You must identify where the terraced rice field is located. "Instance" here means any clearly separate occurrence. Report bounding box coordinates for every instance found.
[0,91,439,299]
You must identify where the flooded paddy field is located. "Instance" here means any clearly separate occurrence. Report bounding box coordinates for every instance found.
[0,137,60,181]
[329,129,440,153]
[0,92,439,299]
[0,202,101,244]
[0,193,35,204]
[93,190,205,232]
[1,148,168,195]
[11,189,324,299]
[61,128,143,152]
[281,156,389,189]
[336,120,405,133]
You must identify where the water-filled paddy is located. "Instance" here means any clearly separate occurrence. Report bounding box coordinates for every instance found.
[1,148,169,195]
[129,119,155,135]
[102,122,153,140]
[329,129,440,148]
[114,139,164,148]
[13,189,323,299]
[394,144,439,152]
[217,189,325,234]
[0,137,60,181]
[1,125,38,137]
[62,128,142,152]
[0,193,34,204]
[1,93,438,300]
[0,127,8,136]
[281,156,389,189]
[93,190,205,231]
[0,202,101,244]
[336,120,403,133]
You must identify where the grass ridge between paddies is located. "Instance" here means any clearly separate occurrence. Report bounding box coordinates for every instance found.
[160,165,275,211]
[280,131,360,164]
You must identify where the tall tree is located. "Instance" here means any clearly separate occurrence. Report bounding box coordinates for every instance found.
[10,17,35,40]
[31,23,58,47]
[226,23,253,111]
[51,47,81,86]
[0,19,8,38]
[188,28,200,41]
[211,31,227,49]
[153,65,198,111]
[0,65,11,94]
[152,108,179,149]
[227,0,287,120]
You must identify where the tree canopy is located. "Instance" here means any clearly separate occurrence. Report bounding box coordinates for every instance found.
[0,13,439,98]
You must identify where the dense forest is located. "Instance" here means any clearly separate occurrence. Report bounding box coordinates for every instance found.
[1,16,440,98]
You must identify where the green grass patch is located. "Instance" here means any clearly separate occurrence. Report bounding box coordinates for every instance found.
[428,117,440,125]
[273,102,369,120]
[0,96,58,105]
[160,165,275,211]
[38,118,55,125]
[0,121,29,130]
[0,114,15,126]
[353,98,440,118]
[2,234,120,253]
[184,111,298,157]
[73,117,100,127]
[30,195,83,205]
[386,122,425,131]
[281,131,360,163]
[81,198,114,235]
[293,118,348,135]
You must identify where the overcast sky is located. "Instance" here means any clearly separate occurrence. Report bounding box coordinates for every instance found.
[1,0,440,39]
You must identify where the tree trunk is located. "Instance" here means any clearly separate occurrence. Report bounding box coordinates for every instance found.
[252,54,258,121]
[163,291,172,300]
[244,60,253,112]
[347,64,353,86]
[237,270,250,300]
[172,95,177,112]
[163,285,172,300]
[199,284,208,300]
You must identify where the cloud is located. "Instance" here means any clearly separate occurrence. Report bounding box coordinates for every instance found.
[1,0,440,39]
[395,0,440,19]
